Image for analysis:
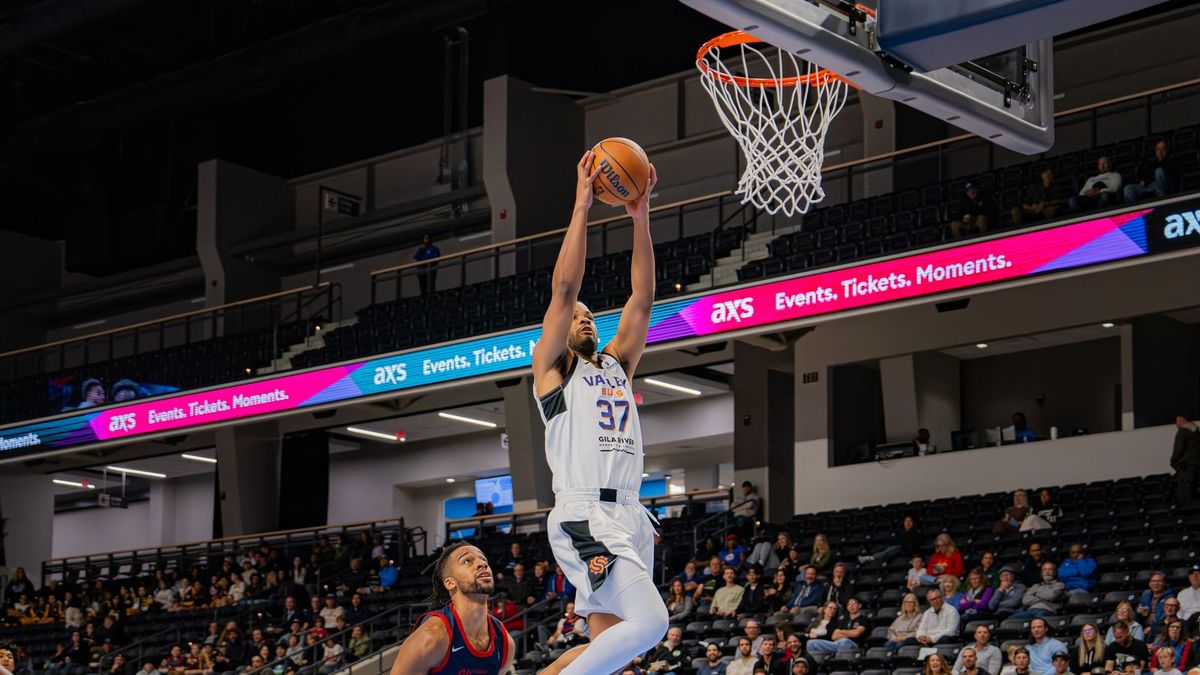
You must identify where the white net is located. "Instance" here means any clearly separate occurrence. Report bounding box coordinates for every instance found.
[697,34,849,217]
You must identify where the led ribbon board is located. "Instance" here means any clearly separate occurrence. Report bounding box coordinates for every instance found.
[2,196,1198,458]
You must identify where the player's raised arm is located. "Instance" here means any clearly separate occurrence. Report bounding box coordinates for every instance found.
[603,163,657,378]
[390,619,449,673]
[532,151,599,395]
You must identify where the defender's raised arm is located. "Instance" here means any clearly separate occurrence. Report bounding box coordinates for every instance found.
[532,151,599,395]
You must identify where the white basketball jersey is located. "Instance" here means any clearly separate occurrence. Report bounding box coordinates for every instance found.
[535,352,644,494]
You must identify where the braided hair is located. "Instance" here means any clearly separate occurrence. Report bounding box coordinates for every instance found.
[423,541,473,607]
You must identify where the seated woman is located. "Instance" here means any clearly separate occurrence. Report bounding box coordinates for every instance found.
[885,593,923,651]
[664,579,694,623]
[993,489,1031,534]
[810,534,835,577]
[1150,620,1194,671]
[1034,489,1063,526]
[958,568,995,617]
[1074,623,1106,674]
[979,551,1001,588]
[1106,601,1146,644]
[917,534,965,590]
[940,575,965,610]
[806,602,841,643]
[765,568,795,613]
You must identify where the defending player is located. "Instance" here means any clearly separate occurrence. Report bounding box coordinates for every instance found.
[391,542,514,674]
[534,150,666,674]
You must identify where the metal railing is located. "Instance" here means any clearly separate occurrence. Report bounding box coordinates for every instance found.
[443,488,732,543]
[0,283,342,383]
[370,75,1200,304]
[42,517,406,586]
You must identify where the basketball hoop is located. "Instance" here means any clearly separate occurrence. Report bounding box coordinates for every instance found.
[696,31,855,217]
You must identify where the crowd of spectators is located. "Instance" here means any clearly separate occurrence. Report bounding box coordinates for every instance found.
[0,534,398,675]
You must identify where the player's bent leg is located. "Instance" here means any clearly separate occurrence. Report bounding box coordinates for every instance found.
[558,561,669,675]
[537,612,620,674]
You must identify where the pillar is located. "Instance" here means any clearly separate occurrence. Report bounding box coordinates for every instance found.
[859,95,896,197]
[0,474,54,582]
[148,480,177,547]
[499,377,554,511]
[483,76,585,276]
[215,420,281,536]
[732,341,795,523]
[196,159,291,334]
[1131,315,1200,427]
[879,355,919,443]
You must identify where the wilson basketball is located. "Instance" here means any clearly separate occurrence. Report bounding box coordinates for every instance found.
[591,137,650,206]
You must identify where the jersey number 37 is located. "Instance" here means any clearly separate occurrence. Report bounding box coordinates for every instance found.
[596,399,630,432]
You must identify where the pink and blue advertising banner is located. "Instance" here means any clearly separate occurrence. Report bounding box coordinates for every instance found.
[2,196,1197,458]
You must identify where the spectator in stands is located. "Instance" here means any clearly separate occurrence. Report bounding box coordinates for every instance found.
[1109,602,1148,644]
[810,534,834,577]
[1012,562,1065,619]
[806,602,841,642]
[413,233,440,295]
[676,561,703,595]
[1142,573,1179,634]
[160,645,188,674]
[782,632,802,660]
[885,593,923,650]
[318,595,344,627]
[989,566,1026,618]
[1179,565,1200,622]
[712,567,746,618]
[926,653,953,675]
[721,534,748,569]
[950,182,997,238]
[959,568,995,617]
[1058,544,1098,596]
[345,625,370,662]
[1004,647,1033,675]
[787,566,826,613]
[860,515,924,565]
[779,546,806,579]
[1154,646,1184,675]
[664,579,693,623]
[5,569,34,604]
[744,620,766,653]
[753,637,787,675]
[994,489,1032,534]
[1125,139,1178,204]
[499,542,526,575]
[107,653,133,675]
[1075,623,1106,674]
[1151,620,1194,671]
[806,598,869,653]
[913,589,960,646]
[954,625,1002,675]
[940,575,965,609]
[74,378,106,410]
[697,643,728,675]
[153,581,177,611]
[544,601,586,649]
[728,637,757,675]
[1105,621,1151,673]
[1172,417,1200,505]
[956,647,991,675]
[1027,617,1069,675]
[1021,542,1049,587]
[982,551,1006,589]
[773,532,796,566]
[746,533,781,573]
[1013,412,1037,444]
[0,642,16,675]
[925,533,965,586]
[490,591,523,633]
[766,568,794,613]
[343,593,369,624]
[739,566,770,616]
[502,562,538,606]
[790,658,810,675]
[913,428,937,456]
[547,563,574,601]
[1152,599,1186,642]
[820,563,855,607]
[1013,168,1063,226]
[1035,490,1063,525]
[695,557,725,608]
[1050,651,1073,675]
[316,637,343,675]
[733,481,763,531]
[1069,156,1122,213]
[907,554,930,592]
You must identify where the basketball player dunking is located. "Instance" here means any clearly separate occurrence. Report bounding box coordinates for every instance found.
[535,150,668,674]
[391,542,515,674]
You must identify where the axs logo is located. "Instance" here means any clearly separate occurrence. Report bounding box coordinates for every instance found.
[710,297,755,324]
[372,363,408,385]
[1164,209,1200,240]
[108,413,137,433]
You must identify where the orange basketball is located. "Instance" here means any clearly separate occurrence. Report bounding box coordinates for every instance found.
[591,137,650,206]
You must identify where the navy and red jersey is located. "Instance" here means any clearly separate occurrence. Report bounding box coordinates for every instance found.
[414,603,509,674]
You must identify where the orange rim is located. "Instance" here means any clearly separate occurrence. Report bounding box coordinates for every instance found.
[696,2,875,90]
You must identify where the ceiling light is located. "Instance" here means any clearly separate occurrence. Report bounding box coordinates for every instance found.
[181,453,217,464]
[438,412,498,428]
[975,343,988,349]
[445,478,456,483]
[52,479,95,489]
[346,426,403,442]
[644,378,702,396]
[318,262,356,274]
[106,465,166,479]
[1102,322,1115,328]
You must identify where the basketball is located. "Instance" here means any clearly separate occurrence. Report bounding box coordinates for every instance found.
[591,137,651,206]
